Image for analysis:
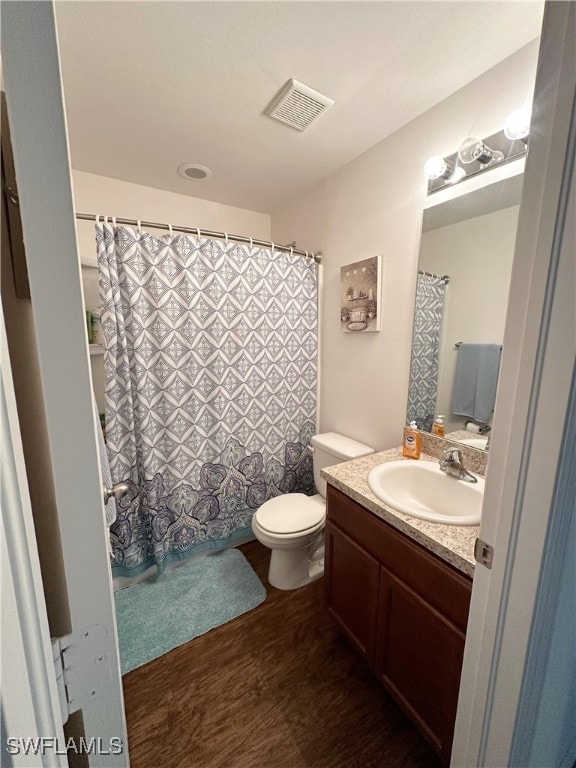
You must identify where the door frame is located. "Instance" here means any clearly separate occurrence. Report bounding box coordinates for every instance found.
[1,306,67,768]
[1,3,128,764]
[452,3,576,765]
[1,1,574,767]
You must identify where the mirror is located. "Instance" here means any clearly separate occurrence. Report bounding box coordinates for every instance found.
[407,173,523,450]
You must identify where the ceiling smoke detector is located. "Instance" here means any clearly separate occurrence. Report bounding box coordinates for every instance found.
[177,163,213,181]
[265,79,334,132]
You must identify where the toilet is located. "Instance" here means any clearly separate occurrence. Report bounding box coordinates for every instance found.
[252,432,374,590]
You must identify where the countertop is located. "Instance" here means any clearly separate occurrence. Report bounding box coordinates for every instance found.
[446,429,488,444]
[321,448,480,578]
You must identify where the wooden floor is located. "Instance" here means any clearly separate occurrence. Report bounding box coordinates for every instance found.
[122,540,444,768]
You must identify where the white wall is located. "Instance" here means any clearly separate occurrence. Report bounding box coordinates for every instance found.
[271,41,539,452]
[419,205,519,433]
[72,170,271,410]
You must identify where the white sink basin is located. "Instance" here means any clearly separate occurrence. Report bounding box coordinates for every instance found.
[458,436,489,450]
[367,460,484,526]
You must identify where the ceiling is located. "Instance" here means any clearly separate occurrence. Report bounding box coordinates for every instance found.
[55,1,544,214]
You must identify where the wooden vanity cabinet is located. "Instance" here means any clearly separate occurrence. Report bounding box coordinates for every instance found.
[325,484,473,764]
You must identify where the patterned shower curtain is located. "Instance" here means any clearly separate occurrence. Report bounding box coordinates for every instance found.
[407,273,447,432]
[97,223,318,577]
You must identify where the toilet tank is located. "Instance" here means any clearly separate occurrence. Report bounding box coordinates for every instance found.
[310,432,374,498]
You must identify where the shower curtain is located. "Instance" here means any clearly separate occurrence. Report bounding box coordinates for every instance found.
[97,223,318,576]
[407,273,447,432]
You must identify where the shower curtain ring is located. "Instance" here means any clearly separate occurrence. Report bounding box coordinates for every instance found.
[168,223,173,237]
[224,232,228,245]
[290,246,294,257]
[249,237,253,249]
[270,241,275,253]
[137,219,142,234]
[196,227,201,239]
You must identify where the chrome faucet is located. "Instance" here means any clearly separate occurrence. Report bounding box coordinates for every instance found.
[439,446,478,483]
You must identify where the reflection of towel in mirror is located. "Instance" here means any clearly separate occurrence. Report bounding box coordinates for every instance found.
[451,344,502,424]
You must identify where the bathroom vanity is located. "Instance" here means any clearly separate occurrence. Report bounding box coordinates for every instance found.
[322,448,481,764]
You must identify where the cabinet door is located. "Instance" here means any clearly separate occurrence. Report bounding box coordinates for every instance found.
[376,567,465,762]
[325,521,380,664]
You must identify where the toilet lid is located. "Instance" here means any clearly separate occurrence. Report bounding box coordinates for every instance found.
[256,493,325,535]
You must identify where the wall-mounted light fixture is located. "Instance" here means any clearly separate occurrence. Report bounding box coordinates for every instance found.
[424,156,467,185]
[424,108,530,195]
[423,155,453,180]
[457,137,504,166]
[504,106,531,142]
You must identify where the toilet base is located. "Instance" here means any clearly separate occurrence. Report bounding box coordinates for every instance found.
[268,547,324,590]
[252,500,325,591]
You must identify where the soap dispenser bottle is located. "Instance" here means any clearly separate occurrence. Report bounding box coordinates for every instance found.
[431,415,445,437]
[403,420,421,459]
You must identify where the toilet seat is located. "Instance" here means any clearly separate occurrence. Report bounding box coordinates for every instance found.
[255,493,325,535]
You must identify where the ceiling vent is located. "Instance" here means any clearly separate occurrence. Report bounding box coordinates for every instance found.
[265,79,334,132]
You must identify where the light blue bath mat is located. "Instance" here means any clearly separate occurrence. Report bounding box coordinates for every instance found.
[114,549,266,674]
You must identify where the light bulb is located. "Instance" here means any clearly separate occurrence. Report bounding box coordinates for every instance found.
[487,150,505,166]
[424,155,453,180]
[447,166,466,184]
[504,107,531,141]
[458,137,497,165]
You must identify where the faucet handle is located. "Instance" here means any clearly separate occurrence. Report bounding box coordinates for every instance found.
[443,446,462,462]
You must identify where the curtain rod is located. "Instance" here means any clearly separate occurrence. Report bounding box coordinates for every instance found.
[418,269,450,284]
[454,342,503,349]
[76,213,322,264]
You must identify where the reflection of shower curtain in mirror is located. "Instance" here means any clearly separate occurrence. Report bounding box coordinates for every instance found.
[407,273,447,431]
[97,223,318,577]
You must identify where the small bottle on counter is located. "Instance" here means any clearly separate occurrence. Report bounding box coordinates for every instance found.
[431,415,445,436]
[403,421,421,459]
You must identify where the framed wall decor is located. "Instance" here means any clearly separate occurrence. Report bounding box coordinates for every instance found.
[340,255,381,333]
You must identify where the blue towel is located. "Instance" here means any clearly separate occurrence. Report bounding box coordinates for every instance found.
[451,343,502,423]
